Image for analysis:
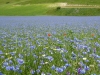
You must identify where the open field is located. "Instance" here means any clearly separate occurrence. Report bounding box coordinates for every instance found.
[0,16,100,75]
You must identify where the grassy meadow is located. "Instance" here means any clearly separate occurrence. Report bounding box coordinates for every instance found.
[0,21,100,75]
[0,0,100,16]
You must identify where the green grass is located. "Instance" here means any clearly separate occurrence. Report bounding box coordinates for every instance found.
[0,0,100,5]
[0,4,100,16]
[0,0,100,16]
[0,4,49,16]
[47,8,100,16]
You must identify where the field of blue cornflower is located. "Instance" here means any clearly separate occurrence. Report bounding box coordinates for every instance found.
[0,17,100,75]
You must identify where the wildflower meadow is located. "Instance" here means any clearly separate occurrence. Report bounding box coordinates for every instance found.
[0,16,100,75]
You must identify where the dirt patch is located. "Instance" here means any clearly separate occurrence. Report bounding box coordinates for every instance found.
[48,3,67,7]
[48,3,100,8]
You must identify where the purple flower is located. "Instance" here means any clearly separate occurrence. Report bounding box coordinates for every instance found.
[67,72,70,75]
[17,58,24,65]
[78,68,86,74]
[84,66,89,71]
[78,68,81,74]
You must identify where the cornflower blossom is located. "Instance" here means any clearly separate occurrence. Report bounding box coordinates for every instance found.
[10,52,16,56]
[65,63,71,67]
[63,58,68,63]
[51,65,55,70]
[36,69,40,73]
[18,54,23,58]
[84,66,90,71]
[30,69,35,74]
[95,42,100,47]
[38,66,42,69]
[17,58,24,65]
[78,68,86,74]
[30,45,35,50]
[55,67,64,73]
[0,72,3,75]
[3,62,8,67]
[0,50,3,54]
[45,56,54,62]
[93,48,96,53]
[6,66,15,71]
[61,66,66,70]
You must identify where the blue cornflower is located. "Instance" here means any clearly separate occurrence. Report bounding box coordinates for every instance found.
[30,45,35,50]
[0,50,3,54]
[6,66,15,71]
[0,72,3,75]
[61,66,66,70]
[65,63,71,67]
[78,68,86,74]
[46,56,54,62]
[10,52,16,56]
[82,52,87,55]
[30,69,35,74]
[96,60,100,63]
[17,58,24,65]
[51,65,55,70]
[84,66,90,71]
[47,73,52,75]
[63,58,68,63]
[17,70,22,73]
[36,69,40,73]
[9,60,13,64]
[3,62,8,67]
[79,61,85,67]
[18,54,23,58]
[72,52,76,57]
[15,65,20,71]
[56,67,64,73]
[38,66,42,69]
[95,42,100,47]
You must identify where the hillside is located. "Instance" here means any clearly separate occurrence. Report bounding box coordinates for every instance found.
[0,0,100,5]
[0,0,100,16]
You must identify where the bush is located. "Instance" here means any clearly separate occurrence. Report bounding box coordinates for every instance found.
[56,6,61,10]
[6,2,10,4]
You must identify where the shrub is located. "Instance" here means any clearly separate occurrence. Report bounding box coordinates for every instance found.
[56,6,61,10]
